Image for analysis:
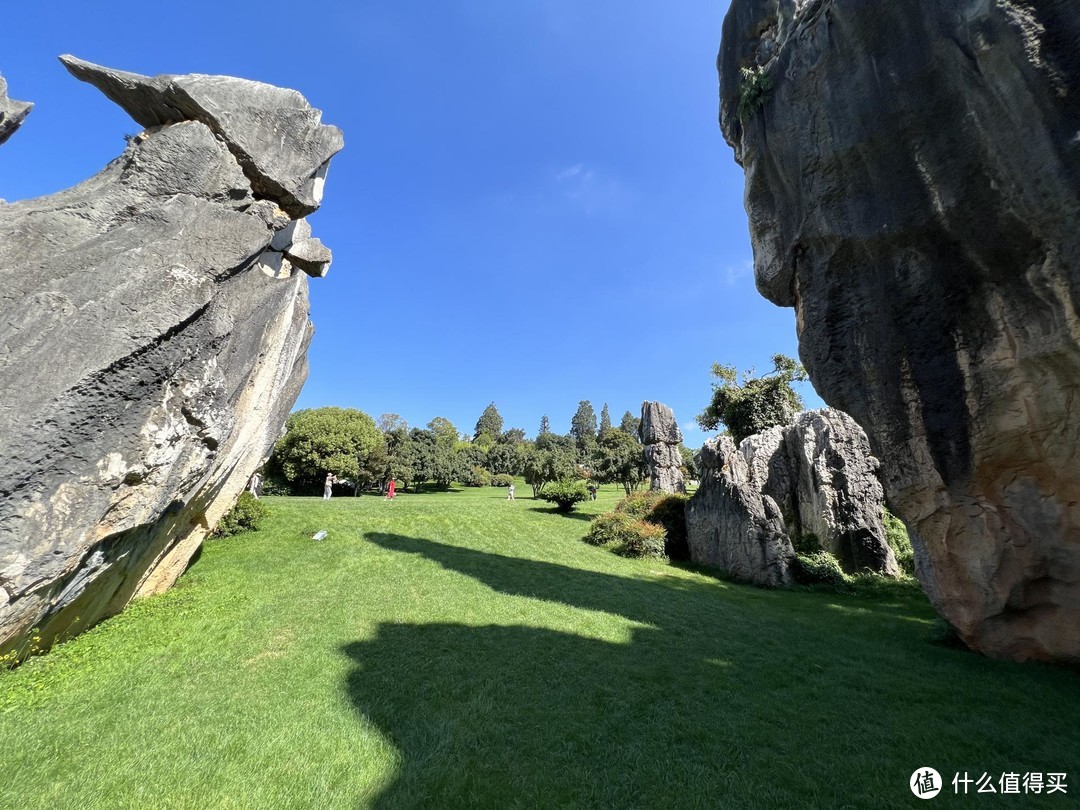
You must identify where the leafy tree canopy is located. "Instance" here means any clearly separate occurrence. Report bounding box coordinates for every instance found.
[273,407,385,494]
[599,403,612,437]
[696,354,808,444]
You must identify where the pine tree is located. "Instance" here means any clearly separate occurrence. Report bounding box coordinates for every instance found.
[570,400,597,450]
[539,415,551,436]
[474,402,504,440]
[619,410,641,440]
[599,403,612,437]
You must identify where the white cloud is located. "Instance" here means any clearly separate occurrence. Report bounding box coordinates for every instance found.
[723,258,753,286]
[555,163,584,182]
[552,162,634,215]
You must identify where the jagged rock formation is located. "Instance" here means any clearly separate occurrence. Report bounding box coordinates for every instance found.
[0,57,343,656]
[687,435,795,587]
[719,1,1080,661]
[0,74,32,146]
[686,409,899,585]
[639,402,686,494]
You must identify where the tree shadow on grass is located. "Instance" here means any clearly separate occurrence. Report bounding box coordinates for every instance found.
[341,534,1080,808]
[524,504,595,522]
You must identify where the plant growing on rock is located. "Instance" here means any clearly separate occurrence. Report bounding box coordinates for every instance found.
[737,65,773,119]
[696,354,807,444]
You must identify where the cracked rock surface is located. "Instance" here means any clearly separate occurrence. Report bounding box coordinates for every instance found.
[639,401,686,494]
[0,74,32,146]
[0,57,342,655]
[719,1,1080,662]
[687,409,898,586]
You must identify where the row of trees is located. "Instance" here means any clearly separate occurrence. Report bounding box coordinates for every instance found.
[269,355,807,497]
[268,401,690,497]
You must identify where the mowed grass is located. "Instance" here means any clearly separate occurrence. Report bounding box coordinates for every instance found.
[1,484,1078,809]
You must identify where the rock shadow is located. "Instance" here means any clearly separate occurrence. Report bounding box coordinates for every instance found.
[340,533,1078,807]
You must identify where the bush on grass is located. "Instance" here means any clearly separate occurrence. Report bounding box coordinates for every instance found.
[615,520,668,560]
[792,551,848,587]
[459,465,491,487]
[213,491,269,537]
[583,512,634,546]
[537,479,589,513]
[491,473,514,488]
[647,493,690,560]
[614,490,655,518]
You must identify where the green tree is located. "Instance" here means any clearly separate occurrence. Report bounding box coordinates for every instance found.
[593,429,646,495]
[427,416,459,448]
[539,415,551,436]
[499,427,526,445]
[474,402,504,442]
[377,413,408,434]
[679,445,698,481]
[272,407,385,494]
[570,400,597,458]
[697,354,808,444]
[523,433,578,496]
[599,403,612,437]
[385,427,419,491]
[619,410,640,438]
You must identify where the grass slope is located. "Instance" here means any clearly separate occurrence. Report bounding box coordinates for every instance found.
[1,485,1077,809]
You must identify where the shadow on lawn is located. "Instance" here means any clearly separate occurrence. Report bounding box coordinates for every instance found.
[341,533,1080,808]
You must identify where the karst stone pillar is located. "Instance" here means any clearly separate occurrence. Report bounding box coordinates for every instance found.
[719,1,1080,661]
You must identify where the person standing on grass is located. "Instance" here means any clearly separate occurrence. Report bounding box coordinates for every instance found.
[248,472,261,499]
[507,482,515,501]
[386,478,397,499]
[323,472,336,500]
[587,484,597,501]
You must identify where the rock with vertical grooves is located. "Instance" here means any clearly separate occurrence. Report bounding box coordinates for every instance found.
[687,409,898,583]
[719,1,1080,661]
[639,401,686,493]
[685,436,794,587]
[0,57,342,657]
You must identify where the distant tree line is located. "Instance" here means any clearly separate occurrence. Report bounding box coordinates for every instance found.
[266,400,696,497]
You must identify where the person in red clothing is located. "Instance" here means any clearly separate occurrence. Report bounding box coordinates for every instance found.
[386,478,397,499]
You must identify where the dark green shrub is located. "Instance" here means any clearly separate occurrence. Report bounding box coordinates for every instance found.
[737,66,773,119]
[614,491,657,518]
[459,465,491,487]
[793,532,822,554]
[792,551,848,587]
[213,491,269,537]
[616,520,668,560]
[646,494,690,560]
[537,479,589,513]
[583,512,634,546]
[883,507,915,576]
[491,473,514,488]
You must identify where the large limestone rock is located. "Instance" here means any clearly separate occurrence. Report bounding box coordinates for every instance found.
[686,436,794,587]
[0,58,343,656]
[686,409,898,584]
[0,75,32,146]
[719,1,1080,661]
[639,402,686,494]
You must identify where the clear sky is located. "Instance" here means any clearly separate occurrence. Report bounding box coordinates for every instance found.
[0,1,823,447]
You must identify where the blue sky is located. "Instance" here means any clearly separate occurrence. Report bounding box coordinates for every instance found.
[1,1,822,446]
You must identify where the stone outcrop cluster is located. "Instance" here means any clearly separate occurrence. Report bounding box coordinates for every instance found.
[639,402,686,494]
[0,57,342,656]
[719,1,1080,661]
[686,410,899,587]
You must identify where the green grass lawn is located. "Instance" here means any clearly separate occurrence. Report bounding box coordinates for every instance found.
[1,483,1077,809]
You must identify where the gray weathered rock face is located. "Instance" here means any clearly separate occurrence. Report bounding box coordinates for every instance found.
[719,1,1080,661]
[0,57,342,656]
[686,436,794,587]
[686,409,898,584]
[639,402,686,494]
[0,75,32,146]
